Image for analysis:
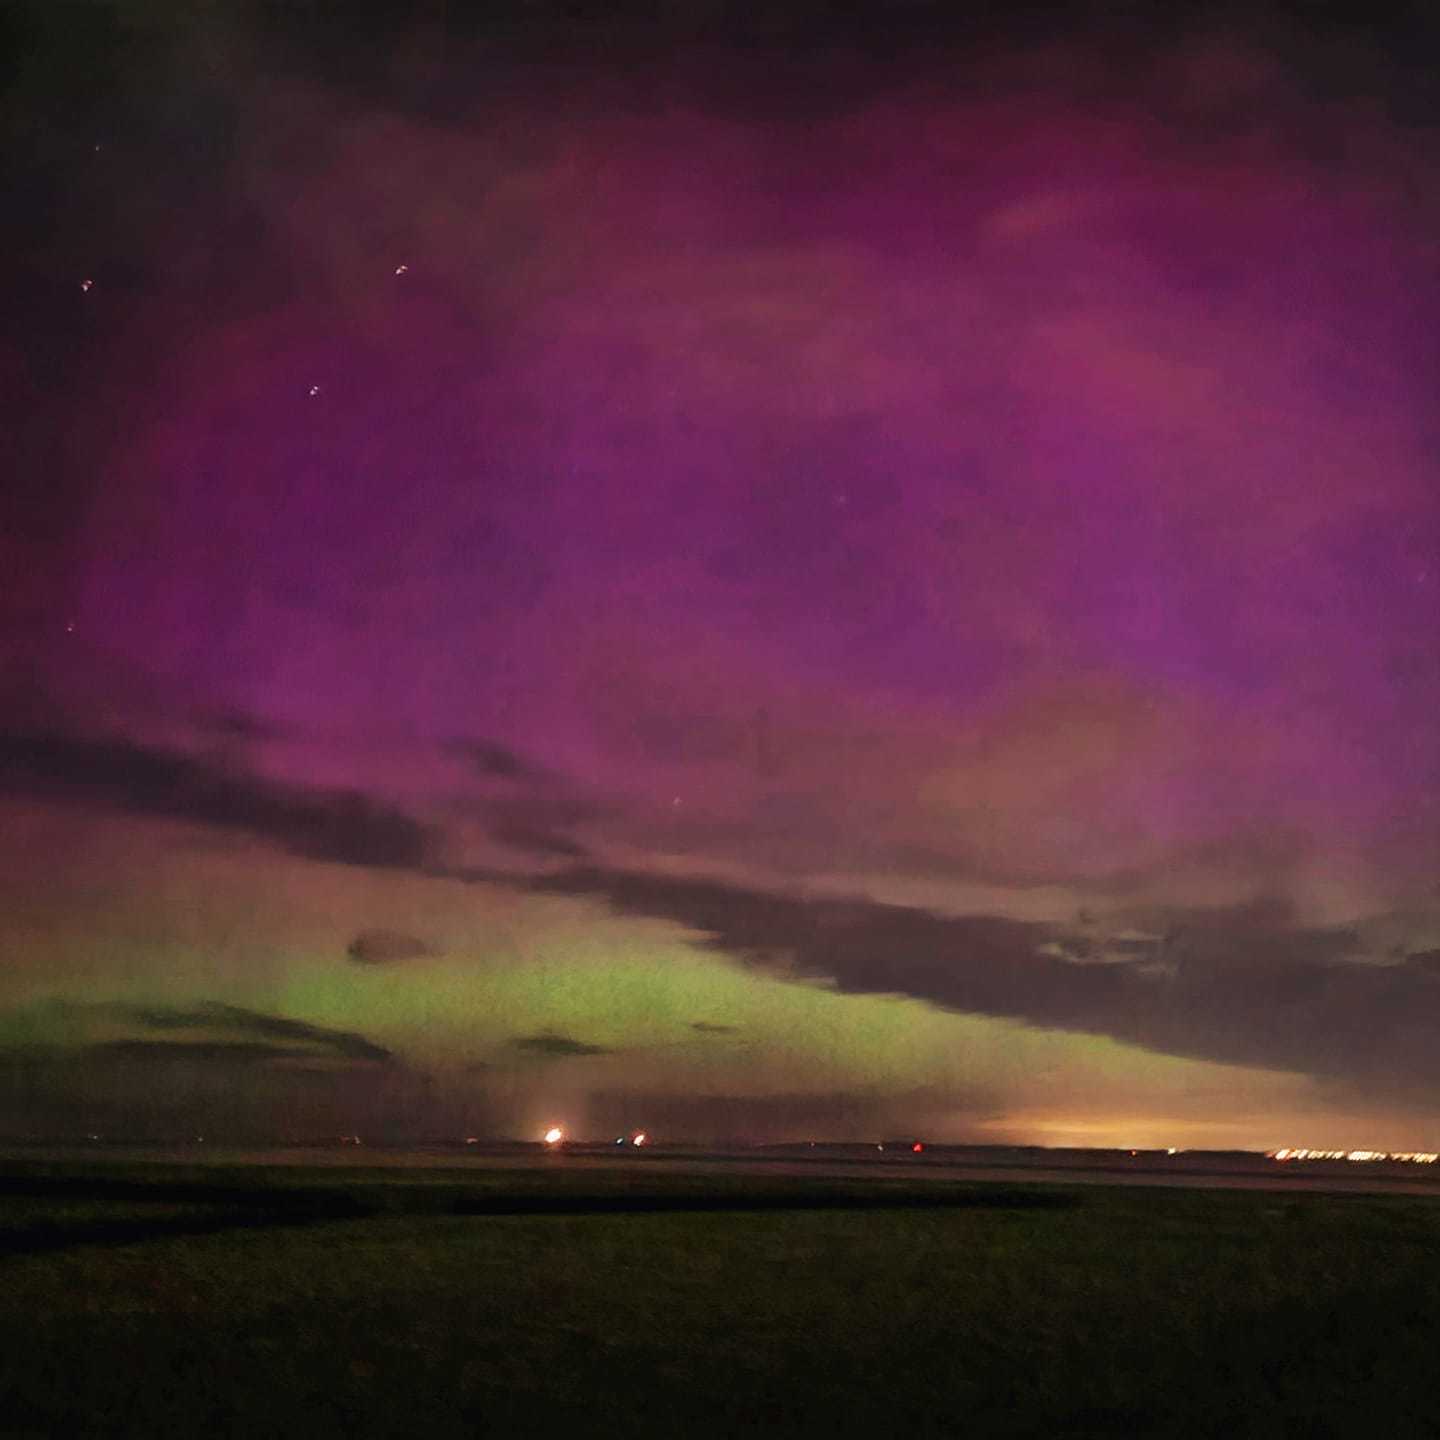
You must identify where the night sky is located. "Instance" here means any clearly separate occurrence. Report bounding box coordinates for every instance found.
[3,0,1438,1148]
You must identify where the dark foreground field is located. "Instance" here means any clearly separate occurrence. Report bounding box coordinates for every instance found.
[2,1159,1439,1438]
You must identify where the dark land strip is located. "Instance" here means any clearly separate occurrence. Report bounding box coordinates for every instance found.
[0,1172,1077,1257]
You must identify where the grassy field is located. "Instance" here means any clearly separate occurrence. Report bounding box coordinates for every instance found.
[2,1159,1439,1438]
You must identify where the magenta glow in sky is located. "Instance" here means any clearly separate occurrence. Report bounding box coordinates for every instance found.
[2,4,1438,1146]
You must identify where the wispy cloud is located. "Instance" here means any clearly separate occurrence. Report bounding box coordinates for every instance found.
[509,1031,613,1059]
[346,930,438,966]
[521,863,1440,1103]
[0,730,434,871]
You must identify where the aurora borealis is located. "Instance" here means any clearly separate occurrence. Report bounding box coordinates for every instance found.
[3,1,1438,1148]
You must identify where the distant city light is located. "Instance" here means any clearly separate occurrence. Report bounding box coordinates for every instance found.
[543,1126,564,1145]
[912,1142,924,1153]
[1270,1148,1437,1163]
[632,1132,647,1147]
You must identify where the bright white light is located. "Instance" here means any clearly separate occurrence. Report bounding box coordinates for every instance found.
[632,1132,646,1147]
[543,1126,564,1145]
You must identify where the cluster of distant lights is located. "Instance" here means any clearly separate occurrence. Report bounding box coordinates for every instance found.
[1270,1148,1438,1163]
[543,1127,647,1147]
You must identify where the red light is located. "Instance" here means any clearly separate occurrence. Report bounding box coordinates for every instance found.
[912,1142,924,1153]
